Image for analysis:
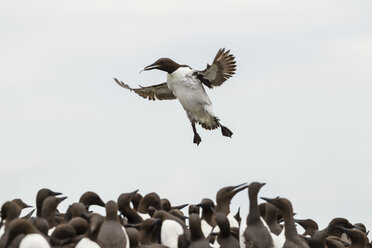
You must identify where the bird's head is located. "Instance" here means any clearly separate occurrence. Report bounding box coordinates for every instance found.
[141,58,180,74]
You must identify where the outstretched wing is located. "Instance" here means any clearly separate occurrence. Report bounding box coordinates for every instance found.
[114,78,176,101]
[195,48,237,88]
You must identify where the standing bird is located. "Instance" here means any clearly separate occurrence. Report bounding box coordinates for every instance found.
[214,211,240,248]
[243,182,274,248]
[114,48,236,145]
[36,188,62,217]
[215,183,248,229]
[261,197,309,248]
[117,190,143,225]
[189,214,213,248]
[4,219,50,248]
[97,201,128,248]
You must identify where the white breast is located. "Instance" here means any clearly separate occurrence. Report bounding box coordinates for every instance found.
[161,219,184,248]
[76,238,101,248]
[227,213,239,229]
[19,233,50,248]
[272,229,285,248]
[168,67,211,104]
[167,67,215,124]
[48,227,55,236]
[122,226,130,248]
[0,226,4,238]
[201,219,213,238]
[138,212,150,220]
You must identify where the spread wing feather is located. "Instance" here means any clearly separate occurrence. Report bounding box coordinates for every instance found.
[114,78,176,101]
[195,48,237,88]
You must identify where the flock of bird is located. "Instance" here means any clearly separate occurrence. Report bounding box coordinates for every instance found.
[0,183,370,248]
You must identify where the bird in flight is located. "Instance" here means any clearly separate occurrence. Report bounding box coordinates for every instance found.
[114,48,236,145]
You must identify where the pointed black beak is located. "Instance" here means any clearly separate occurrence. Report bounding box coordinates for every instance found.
[172,203,189,210]
[22,209,35,219]
[130,189,139,195]
[260,197,274,203]
[97,198,105,207]
[81,212,90,221]
[335,225,348,233]
[53,191,62,196]
[232,183,249,196]
[141,62,160,73]
[58,196,68,204]
[124,223,141,229]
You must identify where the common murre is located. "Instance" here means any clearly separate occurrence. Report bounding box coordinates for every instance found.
[215,183,248,229]
[214,211,240,248]
[117,190,143,224]
[189,213,213,248]
[36,188,62,217]
[261,197,309,248]
[4,219,50,248]
[114,48,236,145]
[79,191,105,210]
[196,198,216,238]
[153,210,190,248]
[97,201,128,248]
[243,182,274,248]
[137,192,161,220]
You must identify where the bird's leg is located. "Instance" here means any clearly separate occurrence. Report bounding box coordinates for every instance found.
[220,124,233,137]
[192,123,202,145]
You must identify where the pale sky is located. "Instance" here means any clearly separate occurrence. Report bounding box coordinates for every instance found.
[1,0,371,237]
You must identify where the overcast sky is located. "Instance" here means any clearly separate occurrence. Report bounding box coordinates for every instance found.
[1,0,371,236]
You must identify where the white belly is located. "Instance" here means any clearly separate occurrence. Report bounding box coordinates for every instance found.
[167,67,215,124]
[0,226,4,238]
[20,234,50,248]
[138,212,150,220]
[161,219,184,248]
[76,238,101,248]
[201,219,213,238]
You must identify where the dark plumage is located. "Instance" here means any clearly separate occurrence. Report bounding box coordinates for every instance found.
[36,188,62,217]
[244,182,273,248]
[214,211,240,248]
[138,192,161,215]
[189,213,212,248]
[264,202,283,235]
[79,191,105,209]
[216,183,248,215]
[117,190,143,224]
[3,219,50,248]
[97,201,127,248]
[261,197,309,248]
[336,226,368,248]
[294,219,319,236]
[41,196,67,229]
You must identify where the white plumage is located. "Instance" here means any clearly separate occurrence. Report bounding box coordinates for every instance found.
[167,67,217,129]
[75,238,101,248]
[114,48,236,145]
[161,219,184,248]
[201,219,213,238]
[19,233,50,248]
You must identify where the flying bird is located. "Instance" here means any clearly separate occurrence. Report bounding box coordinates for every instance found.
[114,48,237,145]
